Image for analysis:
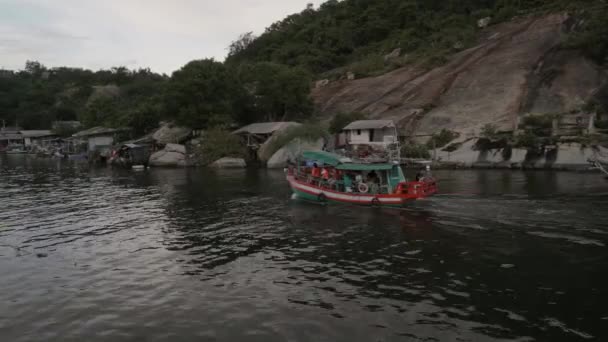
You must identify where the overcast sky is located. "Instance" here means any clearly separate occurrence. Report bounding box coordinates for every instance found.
[0,0,321,74]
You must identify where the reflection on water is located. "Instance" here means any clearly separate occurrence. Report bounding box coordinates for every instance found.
[1,155,607,341]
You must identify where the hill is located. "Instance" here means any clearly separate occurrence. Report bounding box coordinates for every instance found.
[312,13,607,136]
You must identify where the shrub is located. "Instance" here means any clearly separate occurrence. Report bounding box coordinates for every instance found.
[196,128,246,165]
[521,114,554,129]
[480,123,499,139]
[402,142,430,159]
[514,131,541,150]
[427,129,459,149]
[329,112,367,134]
[347,54,386,78]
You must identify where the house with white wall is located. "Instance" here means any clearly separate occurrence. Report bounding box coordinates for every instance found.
[72,126,128,155]
[343,120,398,148]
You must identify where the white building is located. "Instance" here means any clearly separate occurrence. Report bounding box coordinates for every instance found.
[20,130,56,148]
[72,126,128,154]
[343,120,398,148]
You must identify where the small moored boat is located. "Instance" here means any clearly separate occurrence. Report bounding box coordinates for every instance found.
[287,151,437,207]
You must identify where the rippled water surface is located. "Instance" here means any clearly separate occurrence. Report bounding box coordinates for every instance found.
[1,155,608,341]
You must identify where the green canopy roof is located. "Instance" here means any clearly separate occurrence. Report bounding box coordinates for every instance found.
[302,151,349,166]
[336,163,395,171]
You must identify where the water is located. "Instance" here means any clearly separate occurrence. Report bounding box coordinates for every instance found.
[1,155,607,341]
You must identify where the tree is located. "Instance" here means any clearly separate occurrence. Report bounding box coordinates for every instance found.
[227,32,257,58]
[236,62,313,123]
[164,59,243,129]
[329,112,367,133]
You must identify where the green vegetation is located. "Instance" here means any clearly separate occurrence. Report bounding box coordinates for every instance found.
[195,128,246,165]
[0,59,312,134]
[427,129,459,149]
[328,112,367,134]
[480,124,499,139]
[402,142,430,159]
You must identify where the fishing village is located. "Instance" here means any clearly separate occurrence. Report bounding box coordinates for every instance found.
[2,0,608,341]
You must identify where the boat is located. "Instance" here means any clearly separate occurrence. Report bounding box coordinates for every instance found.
[286,151,437,207]
[4,144,27,154]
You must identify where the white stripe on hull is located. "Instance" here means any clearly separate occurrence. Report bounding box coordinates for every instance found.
[290,179,403,204]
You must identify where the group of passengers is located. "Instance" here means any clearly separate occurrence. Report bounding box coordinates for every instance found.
[299,163,381,194]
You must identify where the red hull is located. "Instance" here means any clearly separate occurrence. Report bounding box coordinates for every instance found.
[287,175,437,207]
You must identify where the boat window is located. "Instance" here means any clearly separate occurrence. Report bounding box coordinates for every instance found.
[357,129,361,135]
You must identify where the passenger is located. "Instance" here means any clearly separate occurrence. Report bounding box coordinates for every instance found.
[415,168,425,181]
[343,173,353,193]
[367,171,379,184]
[321,167,330,180]
[311,163,321,178]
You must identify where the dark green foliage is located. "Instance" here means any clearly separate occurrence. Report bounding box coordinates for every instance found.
[164,59,243,129]
[195,128,246,165]
[521,113,556,137]
[402,142,431,159]
[515,131,541,149]
[564,4,608,65]
[235,62,314,123]
[328,112,367,133]
[0,62,166,132]
[480,123,499,139]
[427,129,459,149]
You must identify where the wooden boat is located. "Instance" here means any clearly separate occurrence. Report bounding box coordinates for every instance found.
[287,151,437,207]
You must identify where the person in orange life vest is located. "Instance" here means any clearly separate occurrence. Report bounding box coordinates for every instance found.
[311,163,321,178]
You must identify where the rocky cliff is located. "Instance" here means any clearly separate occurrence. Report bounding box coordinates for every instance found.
[312,13,607,138]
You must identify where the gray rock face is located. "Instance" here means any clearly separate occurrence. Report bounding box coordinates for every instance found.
[478,17,491,28]
[312,14,607,138]
[211,157,247,169]
[384,48,401,62]
[315,79,330,88]
[153,123,191,145]
[164,143,186,154]
[267,138,324,169]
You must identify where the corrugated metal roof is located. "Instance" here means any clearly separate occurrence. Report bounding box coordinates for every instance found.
[233,122,300,135]
[343,120,395,130]
[0,132,23,140]
[302,151,352,166]
[73,126,127,138]
[20,130,55,138]
[336,163,395,171]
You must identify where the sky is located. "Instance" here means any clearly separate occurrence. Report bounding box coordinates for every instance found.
[0,0,321,74]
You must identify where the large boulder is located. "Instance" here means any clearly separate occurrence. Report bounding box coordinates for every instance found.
[164,143,186,154]
[153,122,191,145]
[210,157,247,169]
[256,123,303,162]
[267,138,325,169]
[149,151,186,167]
